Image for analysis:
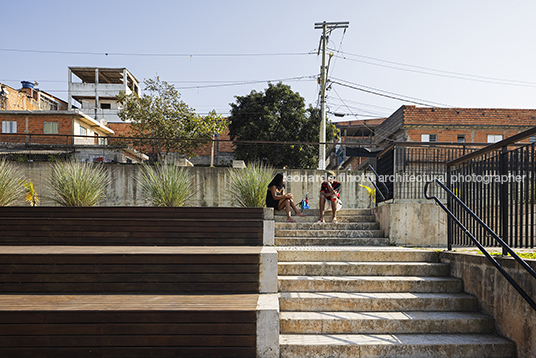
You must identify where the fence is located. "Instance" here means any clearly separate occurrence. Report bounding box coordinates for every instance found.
[375,143,489,203]
[447,128,536,249]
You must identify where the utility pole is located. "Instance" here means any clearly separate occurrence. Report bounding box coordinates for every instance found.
[315,21,349,170]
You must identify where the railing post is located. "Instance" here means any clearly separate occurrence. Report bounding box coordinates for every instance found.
[499,147,509,256]
[447,165,452,251]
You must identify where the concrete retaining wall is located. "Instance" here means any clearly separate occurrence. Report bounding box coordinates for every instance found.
[11,162,372,208]
[372,202,448,247]
[440,252,536,358]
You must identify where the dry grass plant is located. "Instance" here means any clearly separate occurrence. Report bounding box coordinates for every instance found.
[229,162,273,207]
[0,159,25,206]
[137,164,192,207]
[48,160,110,206]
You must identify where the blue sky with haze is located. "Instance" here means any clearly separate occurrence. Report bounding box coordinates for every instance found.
[2,1,536,120]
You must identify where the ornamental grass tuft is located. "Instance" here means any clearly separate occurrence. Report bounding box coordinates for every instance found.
[229,162,273,207]
[0,159,25,206]
[137,164,192,207]
[48,160,110,207]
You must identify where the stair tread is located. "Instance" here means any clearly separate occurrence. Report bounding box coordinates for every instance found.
[279,292,474,299]
[279,262,448,266]
[279,275,459,281]
[280,311,491,321]
[276,246,427,252]
[280,333,513,346]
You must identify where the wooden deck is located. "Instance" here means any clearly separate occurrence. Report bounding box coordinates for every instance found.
[0,246,260,294]
[0,207,265,246]
[0,207,266,357]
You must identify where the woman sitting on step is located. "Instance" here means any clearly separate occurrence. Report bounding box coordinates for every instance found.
[317,171,341,223]
[266,173,306,223]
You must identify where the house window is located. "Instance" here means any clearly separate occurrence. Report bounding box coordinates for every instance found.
[1,121,17,133]
[487,134,503,143]
[529,136,536,143]
[457,134,465,143]
[100,103,111,110]
[43,121,59,134]
[80,126,87,136]
[421,134,437,142]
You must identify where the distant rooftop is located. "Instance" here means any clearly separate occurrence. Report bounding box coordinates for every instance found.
[69,67,139,85]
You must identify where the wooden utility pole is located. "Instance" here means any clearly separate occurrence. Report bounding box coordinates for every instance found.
[315,21,349,170]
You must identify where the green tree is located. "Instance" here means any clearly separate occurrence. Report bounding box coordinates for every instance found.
[228,83,338,168]
[118,77,227,162]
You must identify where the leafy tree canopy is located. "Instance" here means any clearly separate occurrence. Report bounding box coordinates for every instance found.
[228,82,339,168]
[117,77,227,162]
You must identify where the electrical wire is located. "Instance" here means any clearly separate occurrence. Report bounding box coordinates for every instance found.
[332,50,536,88]
[174,75,317,90]
[330,77,452,108]
[0,48,315,57]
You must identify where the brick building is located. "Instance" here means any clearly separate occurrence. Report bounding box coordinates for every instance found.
[375,105,536,144]
[0,111,146,163]
[0,82,67,111]
[333,105,536,170]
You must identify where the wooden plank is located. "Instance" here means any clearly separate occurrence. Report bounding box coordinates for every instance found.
[0,246,263,255]
[0,323,256,335]
[0,264,259,274]
[0,347,256,358]
[0,335,256,347]
[0,310,257,324]
[0,273,259,283]
[0,254,260,265]
[0,294,259,312]
[0,207,265,219]
[0,282,259,293]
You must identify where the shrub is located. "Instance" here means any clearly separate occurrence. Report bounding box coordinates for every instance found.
[49,161,110,206]
[0,159,24,206]
[137,164,192,207]
[229,162,273,207]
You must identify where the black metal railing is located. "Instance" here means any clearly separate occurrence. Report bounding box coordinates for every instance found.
[448,127,536,250]
[365,164,389,202]
[375,146,394,202]
[375,142,489,202]
[425,178,536,312]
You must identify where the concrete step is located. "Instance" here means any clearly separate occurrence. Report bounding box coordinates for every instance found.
[275,229,383,238]
[279,333,515,358]
[278,276,463,293]
[275,237,390,246]
[275,222,379,230]
[279,292,479,312]
[275,215,376,223]
[279,311,494,334]
[278,262,451,277]
[275,209,372,217]
[277,247,440,263]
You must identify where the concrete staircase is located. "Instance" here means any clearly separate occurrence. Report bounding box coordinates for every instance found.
[275,209,515,358]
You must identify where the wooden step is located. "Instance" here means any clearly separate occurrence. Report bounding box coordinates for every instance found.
[0,294,258,358]
[0,246,261,294]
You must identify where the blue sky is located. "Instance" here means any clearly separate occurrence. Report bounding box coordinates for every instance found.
[2,1,536,120]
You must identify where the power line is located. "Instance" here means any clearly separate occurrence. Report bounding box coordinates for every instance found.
[0,48,315,57]
[330,77,452,108]
[174,75,317,90]
[332,50,536,88]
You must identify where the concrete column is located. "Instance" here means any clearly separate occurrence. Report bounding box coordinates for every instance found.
[256,294,279,358]
[94,69,99,120]
[123,69,128,93]
[263,208,275,246]
[259,247,278,293]
[67,68,72,109]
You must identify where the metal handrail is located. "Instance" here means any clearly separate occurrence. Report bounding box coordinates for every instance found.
[365,164,389,201]
[425,178,536,312]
